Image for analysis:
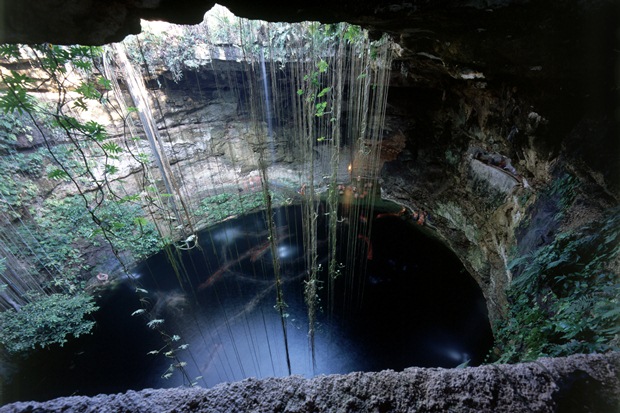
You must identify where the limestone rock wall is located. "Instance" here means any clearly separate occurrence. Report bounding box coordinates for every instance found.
[378,60,618,322]
[2,352,618,413]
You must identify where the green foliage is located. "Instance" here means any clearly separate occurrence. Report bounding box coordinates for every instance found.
[494,208,620,363]
[28,197,93,286]
[343,25,363,44]
[0,111,30,150]
[61,195,160,256]
[0,258,5,293]
[549,174,579,216]
[101,141,122,154]
[124,25,205,82]
[0,44,122,190]
[315,101,327,117]
[5,194,161,293]
[196,189,292,230]
[74,79,105,110]
[316,59,328,73]
[124,14,368,83]
[317,87,330,98]
[0,43,172,357]
[196,190,280,226]
[0,292,98,353]
[0,112,42,217]
[0,71,36,115]
[0,44,21,60]
[299,61,333,118]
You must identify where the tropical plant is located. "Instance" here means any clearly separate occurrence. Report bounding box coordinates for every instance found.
[493,207,620,363]
[0,292,98,353]
[0,43,170,353]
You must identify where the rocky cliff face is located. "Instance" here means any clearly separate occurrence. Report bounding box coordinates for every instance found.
[379,63,618,321]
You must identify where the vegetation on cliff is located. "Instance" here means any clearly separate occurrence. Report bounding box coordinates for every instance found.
[493,175,619,363]
[0,43,171,354]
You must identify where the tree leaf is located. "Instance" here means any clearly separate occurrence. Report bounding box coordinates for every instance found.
[47,169,70,180]
[317,87,331,98]
[102,142,123,154]
[147,319,164,328]
[0,44,21,60]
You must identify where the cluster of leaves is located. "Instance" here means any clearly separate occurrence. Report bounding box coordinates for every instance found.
[298,60,332,121]
[131,288,197,384]
[196,189,284,227]
[0,44,133,216]
[32,195,160,279]
[549,174,579,217]
[0,112,44,218]
[0,44,106,111]
[0,292,98,353]
[493,207,620,363]
[0,110,32,152]
[123,8,370,83]
[0,258,6,293]
[124,26,205,82]
[265,21,365,63]
[1,43,160,264]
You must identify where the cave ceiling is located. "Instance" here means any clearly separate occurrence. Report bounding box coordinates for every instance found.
[0,1,614,78]
[0,0,614,111]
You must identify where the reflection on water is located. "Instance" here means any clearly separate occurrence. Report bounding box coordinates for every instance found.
[211,226,242,245]
[2,205,493,403]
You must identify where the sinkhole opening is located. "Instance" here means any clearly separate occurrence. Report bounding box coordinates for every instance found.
[0,5,495,405]
[3,202,493,403]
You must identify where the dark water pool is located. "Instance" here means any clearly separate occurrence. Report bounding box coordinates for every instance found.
[2,204,493,404]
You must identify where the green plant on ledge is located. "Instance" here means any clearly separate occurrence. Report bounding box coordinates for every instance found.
[0,292,98,353]
[196,190,286,227]
[492,207,620,363]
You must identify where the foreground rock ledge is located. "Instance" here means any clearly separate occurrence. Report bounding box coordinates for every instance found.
[2,353,619,413]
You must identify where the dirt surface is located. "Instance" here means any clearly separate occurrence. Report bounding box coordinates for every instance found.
[2,352,618,413]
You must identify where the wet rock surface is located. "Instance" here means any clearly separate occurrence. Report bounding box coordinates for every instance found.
[2,353,618,413]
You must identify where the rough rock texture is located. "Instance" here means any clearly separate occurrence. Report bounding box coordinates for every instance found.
[2,353,619,413]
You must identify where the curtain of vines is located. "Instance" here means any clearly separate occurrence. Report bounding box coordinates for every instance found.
[0,12,393,383]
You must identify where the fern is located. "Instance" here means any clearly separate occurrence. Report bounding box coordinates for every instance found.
[494,207,620,363]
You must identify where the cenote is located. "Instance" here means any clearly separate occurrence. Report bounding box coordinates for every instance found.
[3,202,493,403]
[0,7,500,405]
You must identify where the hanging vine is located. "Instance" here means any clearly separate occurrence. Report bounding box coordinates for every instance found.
[0,10,394,385]
[0,43,200,385]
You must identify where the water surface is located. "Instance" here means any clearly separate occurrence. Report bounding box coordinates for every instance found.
[2,204,493,403]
